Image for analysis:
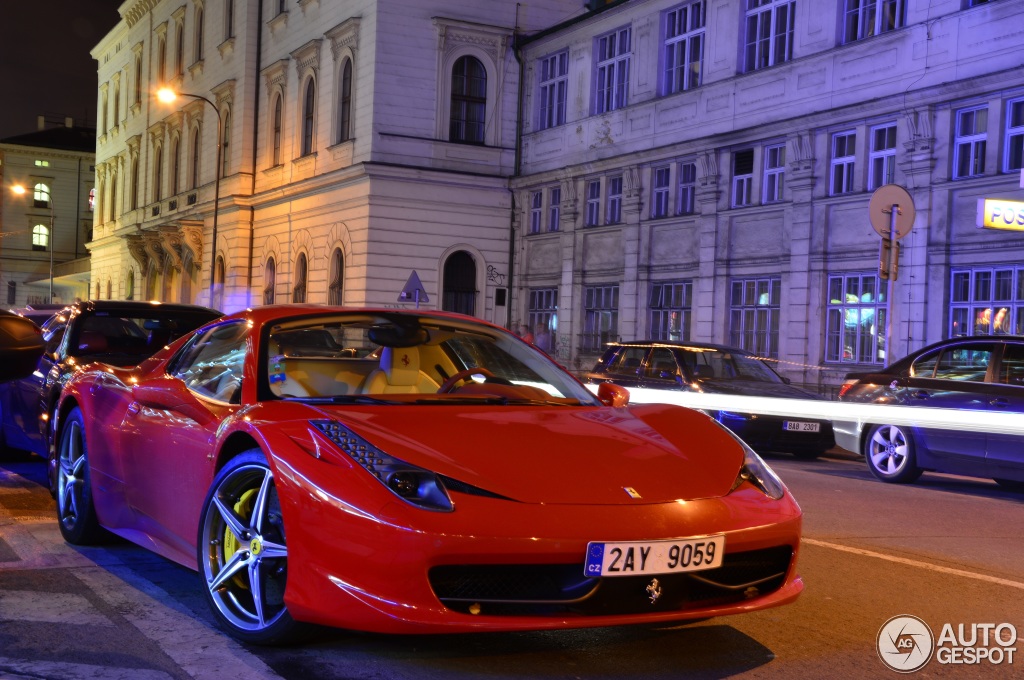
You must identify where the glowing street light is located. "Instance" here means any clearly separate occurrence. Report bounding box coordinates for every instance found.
[157,87,223,305]
[11,183,55,301]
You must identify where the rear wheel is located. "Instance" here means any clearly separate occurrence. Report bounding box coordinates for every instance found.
[56,407,103,544]
[198,450,298,645]
[864,424,922,484]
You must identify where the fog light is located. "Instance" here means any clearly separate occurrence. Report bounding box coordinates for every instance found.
[468,603,482,615]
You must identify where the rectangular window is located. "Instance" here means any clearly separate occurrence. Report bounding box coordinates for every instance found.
[825,273,888,364]
[586,180,601,226]
[763,143,785,203]
[606,176,622,224]
[649,281,692,342]
[843,0,906,43]
[548,186,561,232]
[1004,98,1024,173]
[652,166,671,217]
[830,131,856,195]
[949,267,1024,337]
[868,123,897,190]
[729,276,780,358]
[34,160,50,167]
[663,1,705,95]
[744,0,795,72]
[538,50,569,130]
[953,105,987,179]
[595,27,631,114]
[732,149,754,207]
[529,191,542,234]
[582,285,619,352]
[677,161,696,214]
[529,288,558,353]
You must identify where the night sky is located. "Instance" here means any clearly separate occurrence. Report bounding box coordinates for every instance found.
[0,0,124,138]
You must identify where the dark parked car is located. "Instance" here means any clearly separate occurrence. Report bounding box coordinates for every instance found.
[836,335,1024,487]
[587,342,835,459]
[12,303,65,327]
[0,300,221,484]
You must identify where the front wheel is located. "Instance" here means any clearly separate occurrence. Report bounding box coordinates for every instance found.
[56,407,104,544]
[864,423,922,484]
[198,450,298,645]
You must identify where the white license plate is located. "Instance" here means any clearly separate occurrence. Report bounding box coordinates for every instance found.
[783,420,820,432]
[584,535,725,577]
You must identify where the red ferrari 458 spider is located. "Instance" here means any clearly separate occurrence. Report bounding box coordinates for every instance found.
[53,305,802,644]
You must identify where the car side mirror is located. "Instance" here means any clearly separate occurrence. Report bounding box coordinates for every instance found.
[597,382,629,407]
[0,314,44,381]
[132,376,218,426]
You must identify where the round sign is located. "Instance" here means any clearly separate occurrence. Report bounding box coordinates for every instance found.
[869,184,916,240]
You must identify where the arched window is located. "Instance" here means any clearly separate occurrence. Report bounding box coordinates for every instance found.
[147,264,159,300]
[221,110,230,177]
[134,55,143,104]
[338,58,353,144]
[106,278,113,300]
[190,127,200,189]
[194,8,204,62]
[175,23,184,76]
[32,224,49,251]
[442,250,477,316]
[154,147,163,201]
[108,170,118,222]
[213,255,225,309]
[113,83,120,126]
[301,78,316,156]
[264,257,276,305]
[293,253,307,303]
[96,282,101,299]
[328,247,344,305]
[158,37,166,83]
[225,0,234,39]
[131,158,140,209]
[171,138,180,195]
[89,187,96,212]
[33,183,51,208]
[450,56,486,145]
[102,91,109,132]
[125,268,135,300]
[272,96,282,166]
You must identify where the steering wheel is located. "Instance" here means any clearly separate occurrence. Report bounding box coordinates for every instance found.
[437,367,495,393]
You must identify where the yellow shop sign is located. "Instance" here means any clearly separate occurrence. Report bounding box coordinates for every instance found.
[977,198,1024,230]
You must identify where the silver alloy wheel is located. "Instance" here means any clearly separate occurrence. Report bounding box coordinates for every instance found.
[865,423,921,484]
[200,459,289,637]
[57,418,86,531]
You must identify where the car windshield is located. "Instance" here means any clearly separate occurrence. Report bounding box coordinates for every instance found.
[262,313,599,405]
[70,309,222,365]
[683,348,784,383]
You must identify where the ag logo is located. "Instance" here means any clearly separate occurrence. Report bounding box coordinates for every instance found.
[877,615,934,673]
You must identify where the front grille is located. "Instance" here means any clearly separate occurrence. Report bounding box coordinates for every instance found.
[428,546,793,617]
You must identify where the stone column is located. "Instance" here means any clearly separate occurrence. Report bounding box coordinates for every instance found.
[693,150,722,342]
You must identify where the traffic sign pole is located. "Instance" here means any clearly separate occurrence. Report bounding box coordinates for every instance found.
[884,204,898,364]
[869,185,915,365]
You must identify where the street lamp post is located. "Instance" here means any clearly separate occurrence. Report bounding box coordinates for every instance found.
[157,87,222,305]
[11,184,55,302]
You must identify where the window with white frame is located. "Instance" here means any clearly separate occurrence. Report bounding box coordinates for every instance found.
[538,50,568,130]
[663,1,705,95]
[649,280,692,342]
[743,0,795,72]
[225,0,235,40]
[33,182,51,208]
[450,55,487,144]
[950,267,1024,337]
[595,27,631,114]
[194,8,204,62]
[729,276,780,358]
[548,186,561,232]
[607,176,622,224]
[1004,98,1024,173]
[529,288,558,353]
[825,273,887,364]
[293,252,308,303]
[732,149,753,207]
[677,161,696,214]
[338,57,353,144]
[264,257,276,305]
[763,143,785,203]
[585,180,601,226]
[582,285,619,352]
[868,123,897,190]
[301,78,316,156]
[652,166,671,217]
[953,105,987,179]
[830,131,856,195]
[32,224,49,251]
[529,190,542,234]
[329,248,345,305]
[843,0,906,44]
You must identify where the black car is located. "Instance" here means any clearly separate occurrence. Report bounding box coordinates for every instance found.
[0,300,222,485]
[587,341,835,459]
[836,335,1024,487]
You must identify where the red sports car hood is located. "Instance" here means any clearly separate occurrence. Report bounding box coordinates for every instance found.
[306,402,744,504]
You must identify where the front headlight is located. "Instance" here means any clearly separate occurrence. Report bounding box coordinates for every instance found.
[311,420,453,512]
[724,429,787,500]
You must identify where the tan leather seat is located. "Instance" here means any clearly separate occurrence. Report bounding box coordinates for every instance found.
[361,346,440,394]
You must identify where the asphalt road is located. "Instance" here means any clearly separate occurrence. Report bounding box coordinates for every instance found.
[1,448,1022,679]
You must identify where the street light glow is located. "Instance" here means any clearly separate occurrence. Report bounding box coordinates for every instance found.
[156,87,176,103]
[11,184,26,195]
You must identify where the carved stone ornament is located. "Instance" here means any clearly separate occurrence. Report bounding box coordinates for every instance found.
[142,232,167,274]
[159,226,185,272]
[326,17,360,61]
[125,234,150,272]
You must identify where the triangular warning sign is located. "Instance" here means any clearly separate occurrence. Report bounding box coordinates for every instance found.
[398,270,429,304]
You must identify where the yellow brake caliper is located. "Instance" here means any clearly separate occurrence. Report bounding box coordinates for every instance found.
[221,487,258,590]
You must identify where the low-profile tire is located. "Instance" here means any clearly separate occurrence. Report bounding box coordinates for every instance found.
[993,478,1024,491]
[198,450,299,645]
[864,423,922,484]
[56,407,104,545]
